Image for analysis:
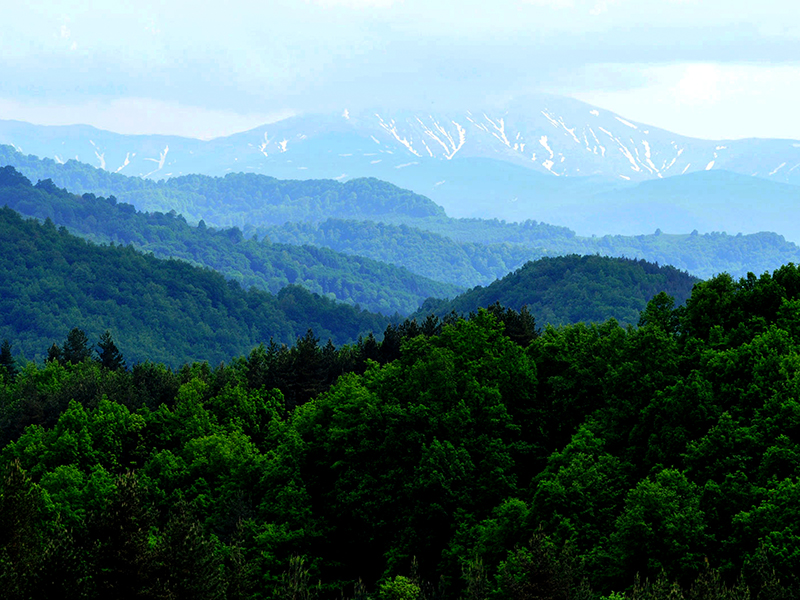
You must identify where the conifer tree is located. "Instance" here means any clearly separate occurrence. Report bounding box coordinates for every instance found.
[46,343,63,364]
[96,330,126,371]
[0,339,16,381]
[62,328,91,365]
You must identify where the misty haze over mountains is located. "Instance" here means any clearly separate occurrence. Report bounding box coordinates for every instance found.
[2,94,799,242]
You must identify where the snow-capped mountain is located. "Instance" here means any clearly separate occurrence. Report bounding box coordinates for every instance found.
[2,94,799,235]
[4,95,798,183]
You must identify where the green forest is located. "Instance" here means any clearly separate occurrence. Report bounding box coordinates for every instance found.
[0,192,702,364]
[0,205,390,365]
[3,263,800,598]
[0,166,459,315]
[3,146,800,282]
[3,146,800,600]
[415,255,698,326]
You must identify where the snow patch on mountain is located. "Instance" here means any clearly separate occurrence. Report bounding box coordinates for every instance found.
[143,146,169,178]
[115,153,131,173]
[769,163,786,176]
[541,110,560,129]
[539,136,554,159]
[484,115,511,148]
[259,132,269,157]
[376,114,421,157]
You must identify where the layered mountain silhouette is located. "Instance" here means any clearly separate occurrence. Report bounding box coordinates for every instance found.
[3,94,799,240]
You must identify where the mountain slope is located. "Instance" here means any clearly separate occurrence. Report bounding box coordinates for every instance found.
[0,166,460,315]
[3,150,800,284]
[414,255,699,326]
[4,96,799,186]
[5,95,800,243]
[0,206,390,365]
[577,170,800,238]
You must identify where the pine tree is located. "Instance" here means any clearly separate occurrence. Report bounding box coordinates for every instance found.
[96,330,126,371]
[152,499,225,600]
[62,328,91,365]
[0,339,16,381]
[46,343,63,364]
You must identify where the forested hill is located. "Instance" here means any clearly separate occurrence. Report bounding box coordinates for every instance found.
[415,255,699,326]
[4,145,800,282]
[0,206,390,365]
[0,166,460,315]
[0,145,445,226]
[265,218,543,288]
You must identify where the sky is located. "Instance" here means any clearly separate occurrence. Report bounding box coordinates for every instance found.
[1,0,799,140]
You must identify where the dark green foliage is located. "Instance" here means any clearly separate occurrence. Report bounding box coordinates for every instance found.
[495,530,592,600]
[0,165,459,315]
[89,472,157,599]
[0,460,49,599]
[62,327,92,365]
[0,206,390,365]
[96,330,126,371]
[1,263,800,599]
[152,499,226,600]
[416,255,698,327]
[0,340,16,381]
[47,343,63,364]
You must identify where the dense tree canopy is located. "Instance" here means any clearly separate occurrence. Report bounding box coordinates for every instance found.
[2,264,800,598]
[0,206,390,365]
[414,255,698,326]
[0,165,459,315]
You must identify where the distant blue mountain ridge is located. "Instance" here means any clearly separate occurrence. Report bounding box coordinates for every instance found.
[2,94,799,242]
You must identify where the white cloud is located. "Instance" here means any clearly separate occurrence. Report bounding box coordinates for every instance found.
[308,0,401,8]
[60,24,71,39]
[670,63,725,105]
[589,0,620,15]
[522,0,575,8]
[571,62,800,140]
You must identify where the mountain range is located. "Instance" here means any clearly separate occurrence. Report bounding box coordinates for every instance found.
[3,94,799,241]
[3,149,800,286]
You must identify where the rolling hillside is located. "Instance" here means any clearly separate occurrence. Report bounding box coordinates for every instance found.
[414,254,699,326]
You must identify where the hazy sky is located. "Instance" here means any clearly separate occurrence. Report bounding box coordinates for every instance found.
[2,0,799,140]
